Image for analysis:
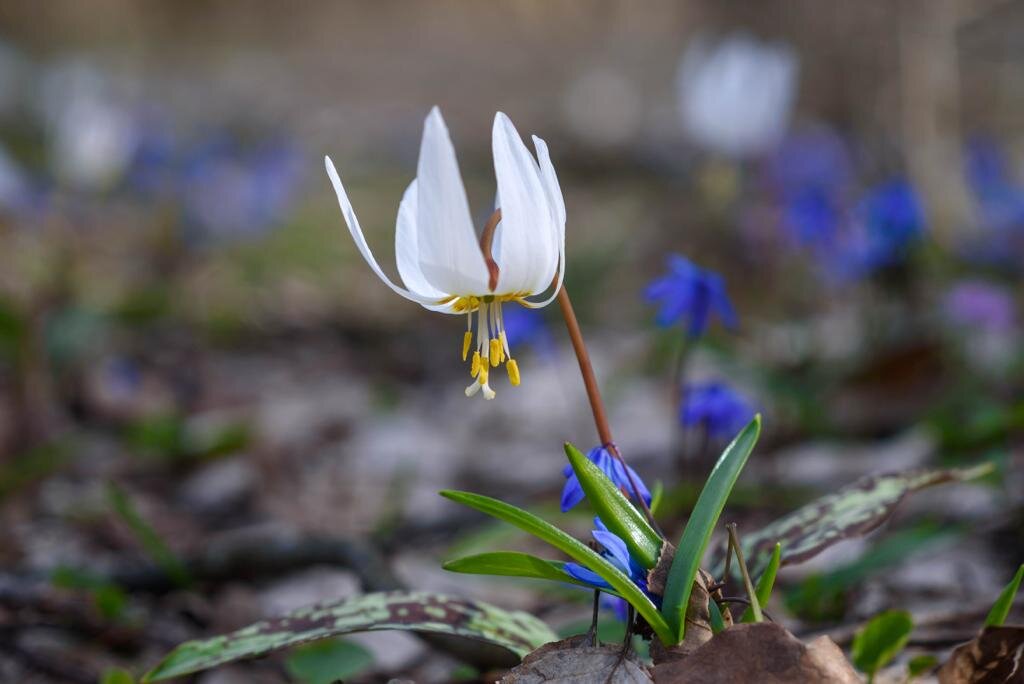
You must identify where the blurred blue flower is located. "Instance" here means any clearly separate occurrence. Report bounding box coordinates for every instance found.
[501,306,554,356]
[965,137,1024,233]
[680,381,754,440]
[563,517,653,601]
[830,178,925,279]
[944,280,1016,333]
[561,445,651,512]
[644,255,737,337]
[783,188,842,247]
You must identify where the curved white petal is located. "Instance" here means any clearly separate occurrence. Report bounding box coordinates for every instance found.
[519,135,566,309]
[492,112,557,295]
[324,156,447,307]
[396,179,447,298]
[416,107,490,295]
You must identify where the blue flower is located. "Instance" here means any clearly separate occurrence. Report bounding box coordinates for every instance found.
[680,382,754,440]
[563,518,652,599]
[501,306,554,356]
[644,255,737,337]
[560,446,651,513]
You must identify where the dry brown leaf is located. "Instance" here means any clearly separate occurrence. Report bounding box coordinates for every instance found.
[937,626,1024,683]
[650,622,860,684]
[500,636,652,683]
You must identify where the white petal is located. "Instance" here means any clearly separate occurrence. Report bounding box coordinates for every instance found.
[519,138,566,309]
[324,156,449,308]
[491,112,556,295]
[415,107,490,295]
[396,179,446,298]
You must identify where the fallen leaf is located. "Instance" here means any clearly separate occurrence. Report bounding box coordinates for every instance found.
[501,636,653,683]
[937,625,1024,683]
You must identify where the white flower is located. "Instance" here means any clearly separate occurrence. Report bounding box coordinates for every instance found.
[677,34,798,158]
[325,107,566,399]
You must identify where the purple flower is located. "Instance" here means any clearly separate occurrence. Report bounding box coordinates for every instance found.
[563,518,653,602]
[944,281,1015,333]
[680,382,755,440]
[644,255,737,337]
[560,446,651,513]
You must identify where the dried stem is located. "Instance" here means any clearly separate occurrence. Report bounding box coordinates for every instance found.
[726,523,763,623]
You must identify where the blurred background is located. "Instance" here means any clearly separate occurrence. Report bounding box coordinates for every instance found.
[0,1,1021,682]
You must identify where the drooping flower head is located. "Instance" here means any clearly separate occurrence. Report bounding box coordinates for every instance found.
[644,254,737,337]
[680,381,755,440]
[563,517,654,601]
[560,445,651,513]
[326,108,566,399]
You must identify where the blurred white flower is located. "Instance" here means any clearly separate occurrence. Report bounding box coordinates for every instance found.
[326,107,565,400]
[677,34,798,158]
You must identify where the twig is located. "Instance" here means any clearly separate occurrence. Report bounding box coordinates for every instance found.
[726,523,762,623]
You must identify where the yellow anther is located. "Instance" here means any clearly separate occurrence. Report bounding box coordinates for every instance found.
[462,331,472,361]
[507,359,521,386]
[499,331,508,362]
[478,365,489,385]
[489,339,501,366]
[470,351,481,377]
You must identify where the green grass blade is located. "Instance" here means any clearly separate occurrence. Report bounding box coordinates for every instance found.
[443,551,615,593]
[107,482,191,587]
[563,443,661,568]
[985,563,1024,627]
[708,599,726,634]
[650,481,665,517]
[660,415,761,641]
[440,490,675,645]
[741,542,781,623]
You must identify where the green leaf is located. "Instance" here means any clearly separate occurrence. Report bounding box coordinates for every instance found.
[741,542,781,623]
[440,490,675,645]
[708,599,726,634]
[443,551,607,592]
[100,667,136,684]
[985,563,1024,627]
[650,480,665,517]
[716,463,994,578]
[851,610,913,678]
[285,638,373,684]
[907,654,937,677]
[107,482,191,587]
[563,442,661,568]
[143,590,556,681]
[661,415,761,641]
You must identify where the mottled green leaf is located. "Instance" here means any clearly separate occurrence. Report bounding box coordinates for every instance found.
[716,463,993,577]
[443,551,604,591]
[985,563,1024,627]
[440,490,675,645]
[851,610,913,678]
[563,442,661,568]
[284,638,373,684]
[143,590,556,681]
[741,542,781,623]
[662,416,761,642]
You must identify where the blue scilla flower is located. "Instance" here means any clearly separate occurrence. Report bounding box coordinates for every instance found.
[680,381,754,440]
[561,446,651,513]
[965,138,1024,233]
[501,306,554,357]
[644,255,737,337]
[564,518,653,600]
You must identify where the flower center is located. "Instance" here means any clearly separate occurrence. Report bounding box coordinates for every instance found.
[456,295,523,400]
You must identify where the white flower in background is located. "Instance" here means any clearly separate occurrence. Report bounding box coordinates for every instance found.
[677,34,798,158]
[325,107,565,400]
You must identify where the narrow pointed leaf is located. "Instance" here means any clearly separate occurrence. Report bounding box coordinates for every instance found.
[708,599,726,634]
[143,591,556,681]
[985,563,1024,627]
[443,551,612,593]
[650,480,665,517]
[440,490,675,645]
[661,415,761,641]
[563,442,661,568]
[851,610,913,677]
[741,543,781,623]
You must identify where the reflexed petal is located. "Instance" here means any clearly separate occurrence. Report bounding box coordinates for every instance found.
[560,476,585,512]
[564,562,611,589]
[592,530,632,575]
[492,112,555,295]
[415,107,490,295]
[396,179,446,298]
[325,156,446,308]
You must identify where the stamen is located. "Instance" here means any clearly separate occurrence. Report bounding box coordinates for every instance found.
[462,331,472,361]
[507,359,521,386]
[470,351,481,377]
[499,331,508,362]
[489,338,501,366]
